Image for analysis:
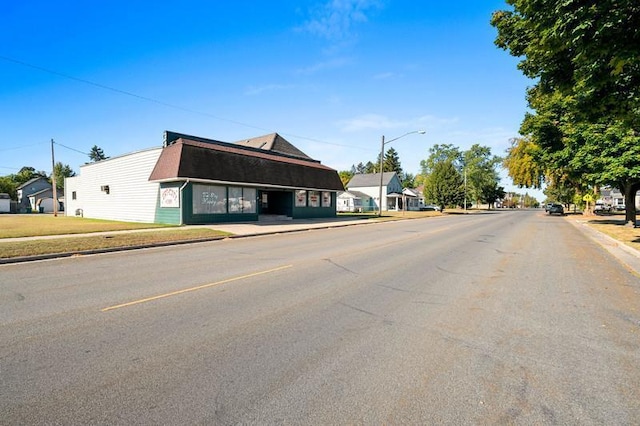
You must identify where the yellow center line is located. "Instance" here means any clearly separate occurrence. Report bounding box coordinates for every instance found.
[101,264,293,312]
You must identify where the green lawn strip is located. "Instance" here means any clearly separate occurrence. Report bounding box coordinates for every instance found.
[0,229,231,259]
[0,215,170,239]
[586,221,640,252]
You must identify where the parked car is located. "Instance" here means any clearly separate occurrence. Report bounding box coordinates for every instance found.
[547,204,564,215]
[594,202,611,213]
[615,204,626,211]
[420,204,440,211]
[544,203,554,212]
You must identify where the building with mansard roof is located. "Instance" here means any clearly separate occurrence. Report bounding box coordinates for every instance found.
[65,131,343,224]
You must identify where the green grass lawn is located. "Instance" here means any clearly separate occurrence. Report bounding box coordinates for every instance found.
[0,214,169,238]
[0,214,230,259]
[0,229,231,259]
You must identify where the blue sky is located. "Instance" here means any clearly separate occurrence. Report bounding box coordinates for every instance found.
[0,0,542,199]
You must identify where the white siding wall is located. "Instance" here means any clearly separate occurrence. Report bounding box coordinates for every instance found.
[64,148,163,223]
[347,185,380,209]
[347,183,401,211]
[64,176,80,216]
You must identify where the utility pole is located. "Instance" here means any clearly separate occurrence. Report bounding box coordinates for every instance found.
[464,168,467,213]
[51,138,58,217]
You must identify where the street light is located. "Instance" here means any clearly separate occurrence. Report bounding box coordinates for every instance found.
[378,130,426,216]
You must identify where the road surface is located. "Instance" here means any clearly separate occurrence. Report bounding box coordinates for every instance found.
[1,210,638,424]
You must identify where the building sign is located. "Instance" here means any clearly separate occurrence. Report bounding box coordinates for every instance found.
[160,187,180,208]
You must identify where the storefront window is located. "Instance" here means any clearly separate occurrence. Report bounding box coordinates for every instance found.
[228,187,257,213]
[322,191,331,207]
[193,184,226,214]
[295,190,307,207]
[309,191,320,207]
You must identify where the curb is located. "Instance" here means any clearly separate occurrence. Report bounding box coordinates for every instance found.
[567,218,640,276]
[0,220,376,265]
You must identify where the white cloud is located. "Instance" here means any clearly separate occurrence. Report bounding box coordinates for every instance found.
[244,84,295,96]
[372,72,395,80]
[337,114,410,132]
[294,57,351,75]
[299,0,382,41]
[337,113,460,133]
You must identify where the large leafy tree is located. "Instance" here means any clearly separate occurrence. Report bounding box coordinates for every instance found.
[424,160,464,212]
[503,136,545,189]
[51,162,76,191]
[338,170,353,187]
[492,0,640,224]
[0,176,17,199]
[462,144,503,207]
[15,166,47,184]
[420,144,462,176]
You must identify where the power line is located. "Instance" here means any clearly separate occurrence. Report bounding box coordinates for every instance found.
[0,55,373,152]
[0,141,48,152]
[53,141,89,156]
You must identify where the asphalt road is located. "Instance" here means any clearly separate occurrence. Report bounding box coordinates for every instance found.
[1,210,639,424]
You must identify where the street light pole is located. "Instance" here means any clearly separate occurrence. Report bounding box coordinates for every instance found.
[377,130,426,217]
[378,135,385,216]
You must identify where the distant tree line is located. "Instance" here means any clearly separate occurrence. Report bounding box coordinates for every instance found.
[339,143,505,211]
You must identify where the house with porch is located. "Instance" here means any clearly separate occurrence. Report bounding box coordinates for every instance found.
[65,131,344,224]
[345,172,405,212]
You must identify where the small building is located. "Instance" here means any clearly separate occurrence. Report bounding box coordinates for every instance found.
[0,193,10,213]
[16,177,53,213]
[65,131,344,224]
[402,187,421,211]
[345,172,403,212]
[337,190,372,212]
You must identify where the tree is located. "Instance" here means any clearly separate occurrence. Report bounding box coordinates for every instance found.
[401,172,415,189]
[383,147,403,175]
[0,176,17,200]
[88,145,108,162]
[462,144,502,207]
[492,1,640,225]
[480,183,506,209]
[420,144,462,176]
[338,170,353,188]
[423,160,464,212]
[503,137,545,189]
[52,162,76,191]
[15,166,47,184]
[363,161,376,174]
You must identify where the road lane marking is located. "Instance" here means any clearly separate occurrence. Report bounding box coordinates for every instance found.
[101,264,293,312]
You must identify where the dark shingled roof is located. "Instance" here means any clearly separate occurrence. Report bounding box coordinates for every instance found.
[149,136,344,191]
[234,133,313,160]
[346,172,397,188]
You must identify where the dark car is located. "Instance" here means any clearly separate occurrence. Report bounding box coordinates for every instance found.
[547,203,564,215]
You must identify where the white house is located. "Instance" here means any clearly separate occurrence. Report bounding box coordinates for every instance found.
[345,172,404,212]
[402,187,422,211]
[337,190,371,212]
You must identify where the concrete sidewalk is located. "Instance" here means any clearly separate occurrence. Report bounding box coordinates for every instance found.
[0,217,377,244]
[565,217,640,277]
[0,217,379,264]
